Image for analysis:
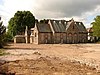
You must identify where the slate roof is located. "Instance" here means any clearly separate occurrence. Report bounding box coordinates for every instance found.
[65,20,87,32]
[75,22,87,32]
[36,23,52,33]
[36,19,87,33]
[49,20,67,32]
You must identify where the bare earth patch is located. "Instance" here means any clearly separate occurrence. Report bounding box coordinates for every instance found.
[0,43,100,75]
[0,56,99,75]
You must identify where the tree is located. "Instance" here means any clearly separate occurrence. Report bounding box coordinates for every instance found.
[40,19,49,24]
[92,16,100,37]
[7,11,35,37]
[35,19,39,24]
[0,17,6,48]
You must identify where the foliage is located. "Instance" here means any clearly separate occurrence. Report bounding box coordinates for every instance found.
[92,16,100,37]
[0,18,6,48]
[40,19,49,24]
[3,33,13,42]
[7,11,35,38]
[0,49,5,56]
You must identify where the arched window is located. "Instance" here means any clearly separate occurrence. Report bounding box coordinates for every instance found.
[45,35,48,39]
[68,33,72,36]
[74,33,77,36]
[68,33,72,44]
[61,34,63,39]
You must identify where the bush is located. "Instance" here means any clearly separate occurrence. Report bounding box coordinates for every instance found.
[3,33,13,42]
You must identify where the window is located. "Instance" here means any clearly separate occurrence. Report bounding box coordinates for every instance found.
[79,22,81,25]
[35,33,37,37]
[64,22,66,25]
[53,21,56,23]
[31,30,34,35]
[68,33,72,36]
[74,33,77,36]
[45,35,48,39]
[59,21,61,24]
[61,34,63,39]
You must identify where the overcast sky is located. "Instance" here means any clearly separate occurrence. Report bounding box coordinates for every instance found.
[0,0,100,28]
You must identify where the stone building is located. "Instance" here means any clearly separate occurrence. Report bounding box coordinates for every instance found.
[14,26,30,43]
[30,19,88,44]
[87,27,98,42]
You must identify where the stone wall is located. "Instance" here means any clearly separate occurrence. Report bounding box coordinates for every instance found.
[32,32,88,44]
[14,35,26,43]
[38,33,52,44]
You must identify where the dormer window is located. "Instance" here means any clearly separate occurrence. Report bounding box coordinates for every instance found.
[59,21,61,24]
[79,22,81,25]
[53,21,56,23]
[64,22,66,24]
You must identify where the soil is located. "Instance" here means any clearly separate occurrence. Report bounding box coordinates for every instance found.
[0,57,99,75]
[0,43,100,75]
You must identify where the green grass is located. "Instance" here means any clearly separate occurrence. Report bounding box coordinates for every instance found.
[0,49,9,56]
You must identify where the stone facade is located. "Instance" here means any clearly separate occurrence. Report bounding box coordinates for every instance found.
[30,19,88,44]
[14,26,30,43]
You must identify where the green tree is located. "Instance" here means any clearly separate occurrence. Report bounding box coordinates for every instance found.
[40,19,49,24]
[8,11,35,38]
[92,16,100,37]
[0,17,6,48]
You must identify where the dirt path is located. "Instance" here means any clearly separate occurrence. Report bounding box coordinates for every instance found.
[0,43,100,75]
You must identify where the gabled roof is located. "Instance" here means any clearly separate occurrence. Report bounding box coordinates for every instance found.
[36,23,52,33]
[65,19,87,32]
[35,19,87,33]
[56,21,66,32]
[66,21,73,31]
[49,20,67,32]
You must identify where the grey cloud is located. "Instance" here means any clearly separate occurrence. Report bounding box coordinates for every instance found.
[35,0,100,18]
